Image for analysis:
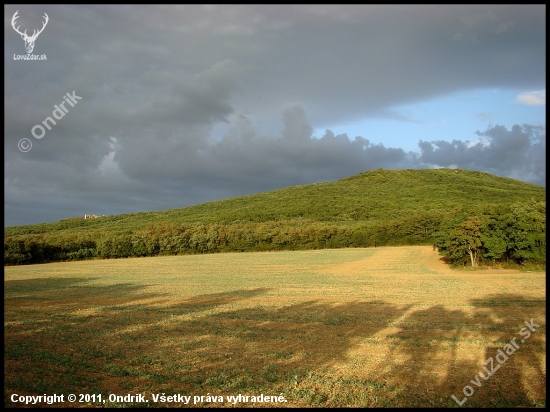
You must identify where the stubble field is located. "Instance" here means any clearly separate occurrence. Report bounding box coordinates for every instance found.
[4,246,546,407]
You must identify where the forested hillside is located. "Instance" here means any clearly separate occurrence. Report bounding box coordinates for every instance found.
[4,169,546,268]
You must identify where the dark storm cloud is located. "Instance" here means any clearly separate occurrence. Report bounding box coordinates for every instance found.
[4,5,545,226]
[418,124,546,186]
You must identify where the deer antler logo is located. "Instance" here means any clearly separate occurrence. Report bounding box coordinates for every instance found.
[11,10,49,54]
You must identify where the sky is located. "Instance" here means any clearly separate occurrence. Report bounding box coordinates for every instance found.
[4,4,546,227]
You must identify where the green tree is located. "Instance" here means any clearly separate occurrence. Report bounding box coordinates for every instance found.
[507,200,546,264]
[480,217,507,265]
[442,216,484,267]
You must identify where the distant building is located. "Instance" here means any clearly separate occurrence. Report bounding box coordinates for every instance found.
[84,214,104,219]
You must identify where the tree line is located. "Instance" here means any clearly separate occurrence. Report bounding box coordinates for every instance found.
[4,200,544,269]
[434,200,545,268]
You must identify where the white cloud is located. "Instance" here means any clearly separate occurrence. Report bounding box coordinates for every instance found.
[515,90,546,106]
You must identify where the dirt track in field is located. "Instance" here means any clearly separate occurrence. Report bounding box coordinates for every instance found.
[323,245,520,277]
[320,246,449,276]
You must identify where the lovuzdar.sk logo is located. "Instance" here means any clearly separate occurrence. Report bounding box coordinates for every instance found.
[11,10,49,60]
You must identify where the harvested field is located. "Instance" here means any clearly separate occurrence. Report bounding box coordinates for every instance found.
[4,246,546,407]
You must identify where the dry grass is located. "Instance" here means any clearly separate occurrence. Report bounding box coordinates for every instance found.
[4,246,546,407]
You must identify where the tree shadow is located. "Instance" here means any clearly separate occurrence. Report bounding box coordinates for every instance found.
[4,281,546,408]
[369,293,546,407]
[4,279,412,405]
[467,294,546,407]
[4,277,163,311]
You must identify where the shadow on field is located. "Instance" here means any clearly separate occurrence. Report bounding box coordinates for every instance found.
[5,277,93,293]
[4,277,410,404]
[372,294,546,407]
[467,294,546,406]
[4,279,547,408]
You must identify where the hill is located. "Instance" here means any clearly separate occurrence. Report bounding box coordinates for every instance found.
[5,168,544,235]
[4,168,546,266]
